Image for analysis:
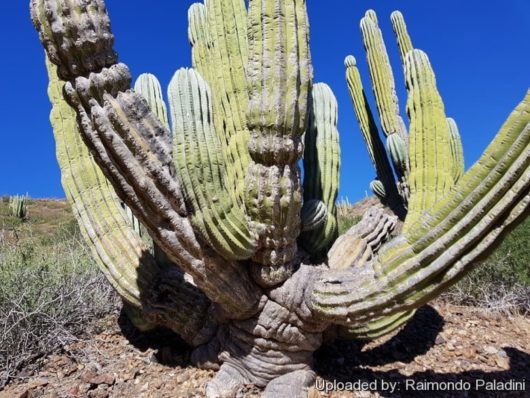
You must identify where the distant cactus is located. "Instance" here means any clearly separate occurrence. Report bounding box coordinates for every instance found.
[9,194,28,220]
[345,10,466,218]
[31,1,529,397]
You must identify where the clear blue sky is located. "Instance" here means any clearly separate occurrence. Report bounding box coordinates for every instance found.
[1,1,529,203]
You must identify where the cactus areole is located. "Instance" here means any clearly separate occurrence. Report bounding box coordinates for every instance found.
[31,1,530,396]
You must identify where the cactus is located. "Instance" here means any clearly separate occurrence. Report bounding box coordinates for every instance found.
[31,1,529,397]
[346,10,466,219]
[8,194,28,220]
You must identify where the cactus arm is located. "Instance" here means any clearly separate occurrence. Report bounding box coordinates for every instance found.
[447,117,465,183]
[310,90,530,326]
[245,0,311,285]
[168,68,257,260]
[337,309,416,341]
[134,73,169,130]
[301,83,341,256]
[390,11,413,64]
[328,206,397,270]
[404,50,455,231]
[47,59,215,344]
[344,55,405,214]
[360,11,408,151]
[32,0,261,318]
[188,0,250,204]
[300,199,328,233]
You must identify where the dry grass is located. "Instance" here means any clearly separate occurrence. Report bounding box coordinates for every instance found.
[0,198,119,387]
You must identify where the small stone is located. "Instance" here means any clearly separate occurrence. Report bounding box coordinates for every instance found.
[495,356,510,369]
[80,371,115,386]
[176,372,189,384]
[483,346,498,355]
[435,335,446,345]
[29,378,49,389]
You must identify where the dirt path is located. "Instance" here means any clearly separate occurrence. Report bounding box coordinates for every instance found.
[2,302,529,398]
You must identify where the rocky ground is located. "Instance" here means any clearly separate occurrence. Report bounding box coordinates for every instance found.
[1,302,528,398]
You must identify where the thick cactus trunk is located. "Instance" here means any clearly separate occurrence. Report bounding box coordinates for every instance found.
[31,1,529,397]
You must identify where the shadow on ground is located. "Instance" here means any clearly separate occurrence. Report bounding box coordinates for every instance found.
[117,308,191,367]
[315,305,529,397]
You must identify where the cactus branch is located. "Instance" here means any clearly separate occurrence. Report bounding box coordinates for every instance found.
[32,0,261,318]
[311,91,530,326]
[404,50,455,231]
[168,68,257,260]
[301,83,341,256]
[245,0,311,285]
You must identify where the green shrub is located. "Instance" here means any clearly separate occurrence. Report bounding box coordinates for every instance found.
[442,218,530,313]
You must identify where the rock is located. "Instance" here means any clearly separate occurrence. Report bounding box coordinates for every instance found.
[176,372,190,384]
[483,345,498,355]
[435,335,446,345]
[28,378,49,389]
[495,356,510,369]
[80,371,115,386]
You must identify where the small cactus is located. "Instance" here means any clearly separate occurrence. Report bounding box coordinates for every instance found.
[9,194,28,220]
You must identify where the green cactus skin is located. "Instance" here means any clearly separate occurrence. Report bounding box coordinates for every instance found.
[188,0,250,206]
[245,0,311,282]
[337,309,416,341]
[32,1,261,318]
[31,2,530,396]
[360,10,408,150]
[403,50,454,232]
[370,179,386,200]
[387,133,409,179]
[344,55,404,213]
[46,59,214,343]
[301,83,340,256]
[447,117,465,183]
[168,68,257,260]
[390,10,413,64]
[134,73,170,130]
[312,90,530,326]
[300,199,328,233]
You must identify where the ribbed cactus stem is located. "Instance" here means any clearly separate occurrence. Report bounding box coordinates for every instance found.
[134,73,170,130]
[344,55,404,213]
[300,200,328,233]
[404,50,454,232]
[447,117,465,183]
[390,10,413,64]
[47,59,151,307]
[328,207,397,270]
[245,0,311,284]
[32,0,262,317]
[189,0,250,205]
[360,10,408,147]
[338,309,416,341]
[9,194,28,220]
[301,83,340,256]
[312,91,530,325]
[168,68,257,260]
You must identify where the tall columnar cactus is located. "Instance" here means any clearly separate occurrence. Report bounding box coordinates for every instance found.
[8,194,28,220]
[31,1,529,397]
[346,10,467,219]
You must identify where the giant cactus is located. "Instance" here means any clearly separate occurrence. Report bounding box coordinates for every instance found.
[31,1,529,397]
